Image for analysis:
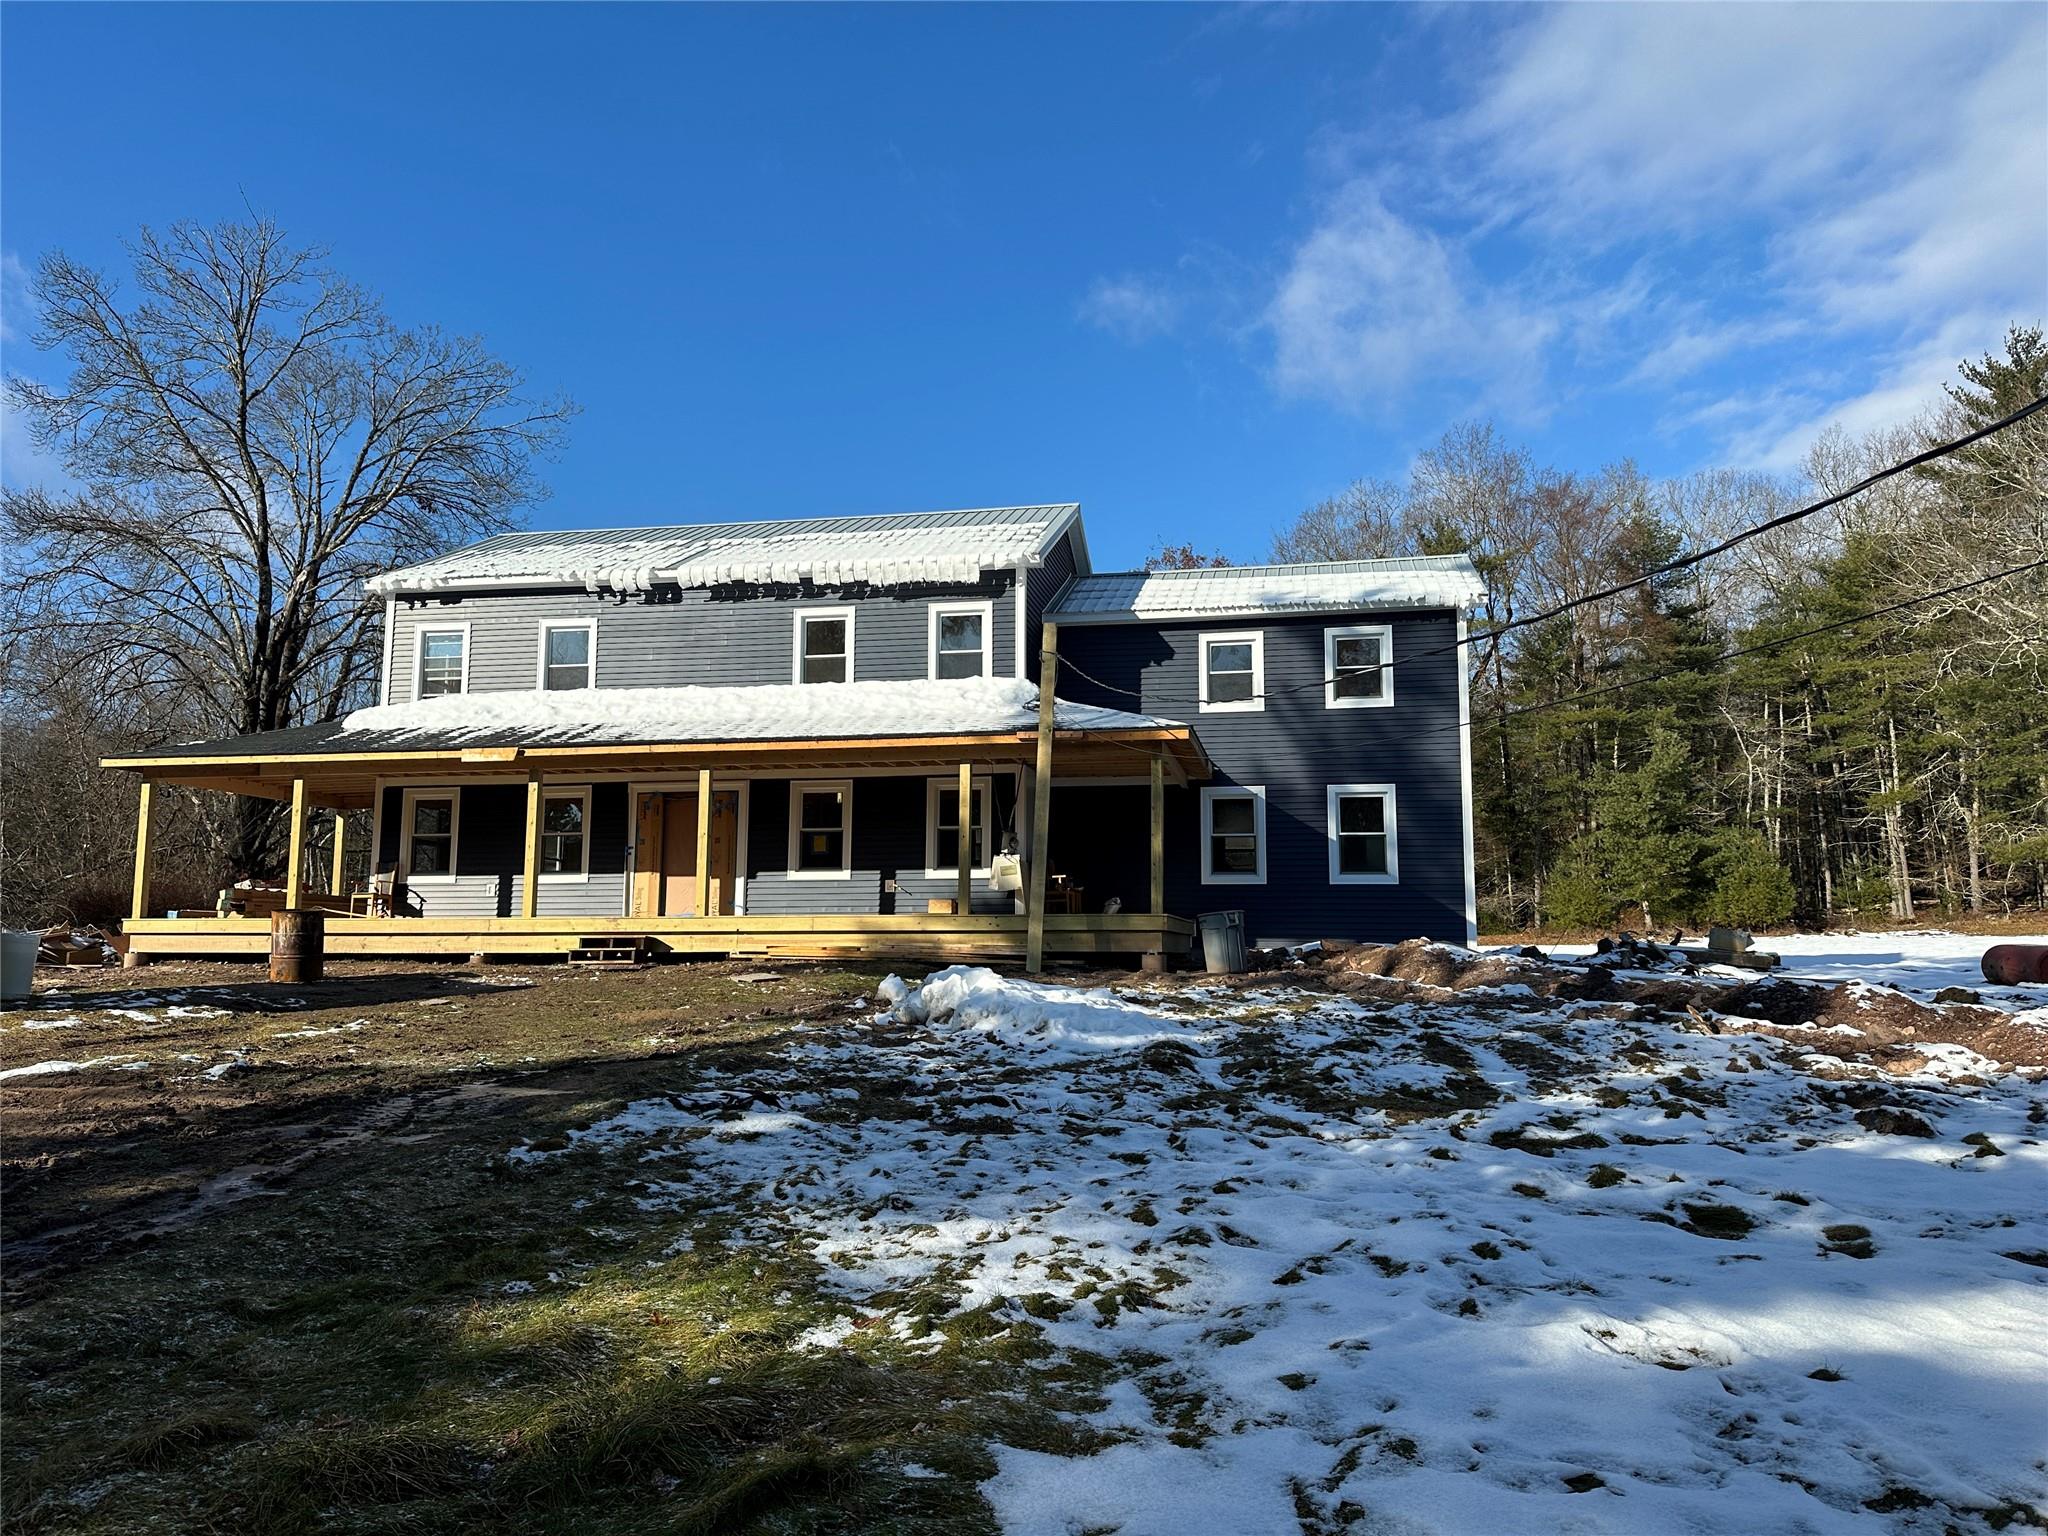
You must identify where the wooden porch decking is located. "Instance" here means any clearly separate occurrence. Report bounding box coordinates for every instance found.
[120,911,1199,963]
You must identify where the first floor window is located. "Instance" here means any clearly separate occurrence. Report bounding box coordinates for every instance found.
[927,777,990,870]
[795,609,853,684]
[1327,784,1398,883]
[404,794,456,875]
[540,791,588,875]
[930,602,991,679]
[1200,632,1263,712]
[1325,625,1392,707]
[1201,786,1266,883]
[791,782,850,873]
[541,623,594,691]
[417,629,466,696]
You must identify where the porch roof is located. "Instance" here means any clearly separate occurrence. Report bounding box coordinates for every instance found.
[102,678,1208,806]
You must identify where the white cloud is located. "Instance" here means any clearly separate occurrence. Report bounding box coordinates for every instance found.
[1078,274,1182,344]
[1258,5,2046,458]
[1264,185,1556,417]
[1,250,31,347]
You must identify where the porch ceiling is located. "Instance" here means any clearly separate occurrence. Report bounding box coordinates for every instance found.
[103,726,1209,802]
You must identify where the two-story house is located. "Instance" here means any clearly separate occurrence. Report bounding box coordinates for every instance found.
[108,505,1483,967]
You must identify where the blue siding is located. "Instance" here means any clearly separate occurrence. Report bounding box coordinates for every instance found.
[1023,531,1079,683]
[1056,611,1470,945]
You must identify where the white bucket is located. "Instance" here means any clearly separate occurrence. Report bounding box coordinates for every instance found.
[0,930,39,1006]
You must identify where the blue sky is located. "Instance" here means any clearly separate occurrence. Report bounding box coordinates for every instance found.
[3,3,2043,569]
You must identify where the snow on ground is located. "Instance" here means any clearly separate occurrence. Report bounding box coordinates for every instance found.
[1547,929,2048,1002]
[517,964,2048,1535]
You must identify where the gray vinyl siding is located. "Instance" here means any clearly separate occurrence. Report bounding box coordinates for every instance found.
[1056,610,1469,946]
[375,782,629,919]
[1023,531,1080,683]
[384,575,1017,703]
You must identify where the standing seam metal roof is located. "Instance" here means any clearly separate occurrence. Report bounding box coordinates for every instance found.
[366,504,1081,596]
[1047,555,1487,623]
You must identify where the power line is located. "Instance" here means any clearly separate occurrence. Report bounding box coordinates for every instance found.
[1055,394,2047,713]
[1417,556,2048,742]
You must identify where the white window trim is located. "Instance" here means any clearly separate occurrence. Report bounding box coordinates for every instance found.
[538,786,592,883]
[1198,630,1264,714]
[791,606,857,685]
[398,788,461,883]
[1327,783,1399,885]
[923,774,994,876]
[414,622,471,699]
[927,599,995,681]
[786,778,853,879]
[1199,784,1267,885]
[1324,623,1394,710]
[536,619,599,692]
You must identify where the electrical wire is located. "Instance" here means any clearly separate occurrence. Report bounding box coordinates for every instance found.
[1051,394,2047,712]
[1413,555,2048,742]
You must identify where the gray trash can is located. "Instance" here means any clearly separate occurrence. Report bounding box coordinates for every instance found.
[1198,910,1247,975]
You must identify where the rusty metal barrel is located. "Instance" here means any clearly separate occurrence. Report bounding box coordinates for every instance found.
[270,909,326,984]
[1981,943,2048,985]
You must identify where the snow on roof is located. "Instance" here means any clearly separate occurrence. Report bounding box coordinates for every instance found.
[366,505,1080,597]
[338,676,1179,748]
[1048,554,1486,624]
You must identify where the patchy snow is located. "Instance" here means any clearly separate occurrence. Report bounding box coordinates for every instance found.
[339,676,1179,745]
[518,965,2048,1534]
[0,1056,136,1080]
[1550,929,2048,1001]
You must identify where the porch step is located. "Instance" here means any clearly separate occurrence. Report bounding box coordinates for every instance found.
[568,935,647,969]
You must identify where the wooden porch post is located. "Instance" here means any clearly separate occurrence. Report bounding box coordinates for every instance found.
[957,760,974,917]
[1025,623,1058,972]
[285,778,309,909]
[521,775,542,919]
[129,780,155,922]
[331,812,348,896]
[1150,752,1165,916]
[694,767,713,918]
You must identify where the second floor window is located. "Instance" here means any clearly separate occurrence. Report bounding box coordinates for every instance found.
[540,623,595,691]
[794,608,854,685]
[1199,632,1263,712]
[417,628,467,697]
[1325,625,1393,708]
[929,602,991,680]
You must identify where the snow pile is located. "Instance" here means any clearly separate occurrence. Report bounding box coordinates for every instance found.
[879,966,1223,1063]
[340,676,1179,744]
[518,970,2048,1534]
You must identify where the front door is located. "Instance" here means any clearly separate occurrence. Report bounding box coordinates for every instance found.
[645,791,739,916]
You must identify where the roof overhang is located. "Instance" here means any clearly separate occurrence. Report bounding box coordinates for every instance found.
[103,724,1210,806]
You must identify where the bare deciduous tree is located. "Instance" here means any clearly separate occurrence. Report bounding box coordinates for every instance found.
[3,218,573,873]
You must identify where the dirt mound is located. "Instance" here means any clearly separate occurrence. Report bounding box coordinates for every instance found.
[1314,939,2047,1071]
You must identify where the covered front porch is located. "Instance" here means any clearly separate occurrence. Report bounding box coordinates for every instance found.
[107,680,1209,969]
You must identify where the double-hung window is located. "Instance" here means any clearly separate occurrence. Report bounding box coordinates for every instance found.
[1327,784,1398,883]
[789,781,852,875]
[1325,624,1393,708]
[1200,785,1266,884]
[416,627,468,698]
[401,791,458,878]
[928,601,993,680]
[1199,632,1263,713]
[925,776,991,873]
[794,608,855,684]
[540,789,589,877]
[539,621,596,691]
